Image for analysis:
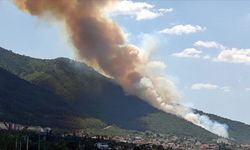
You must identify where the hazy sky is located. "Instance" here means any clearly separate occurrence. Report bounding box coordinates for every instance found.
[1,0,250,124]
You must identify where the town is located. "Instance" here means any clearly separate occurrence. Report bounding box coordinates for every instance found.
[1,122,250,150]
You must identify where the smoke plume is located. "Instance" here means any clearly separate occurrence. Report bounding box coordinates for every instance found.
[14,0,229,138]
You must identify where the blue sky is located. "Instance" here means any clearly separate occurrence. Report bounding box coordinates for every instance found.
[1,0,250,124]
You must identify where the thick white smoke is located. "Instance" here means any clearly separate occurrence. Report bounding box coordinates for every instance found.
[137,74,229,138]
[131,46,229,138]
[132,68,229,138]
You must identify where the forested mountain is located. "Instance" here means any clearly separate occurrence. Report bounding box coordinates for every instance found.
[1,47,250,143]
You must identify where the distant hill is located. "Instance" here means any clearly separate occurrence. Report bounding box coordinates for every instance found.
[0,46,250,143]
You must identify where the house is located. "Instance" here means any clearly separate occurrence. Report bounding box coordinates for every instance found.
[95,142,110,149]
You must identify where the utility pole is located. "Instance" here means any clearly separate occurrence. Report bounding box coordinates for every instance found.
[15,137,17,150]
[38,134,40,150]
[26,136,29,150]
[19,140,22,150]
[43,135,46,150]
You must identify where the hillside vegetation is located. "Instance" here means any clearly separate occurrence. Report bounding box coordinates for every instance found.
[0,47,250,143]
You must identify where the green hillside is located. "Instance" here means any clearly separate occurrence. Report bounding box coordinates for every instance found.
[0,47,250,143]
[0,66,106,129]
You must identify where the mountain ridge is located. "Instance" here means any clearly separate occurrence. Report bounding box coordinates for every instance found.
[0,46,250,143]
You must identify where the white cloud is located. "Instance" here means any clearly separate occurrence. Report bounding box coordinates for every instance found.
[191,83,232,92]
[203,55,211,60]
[136,9,160,20]
[158,8,174,13]
[215,48,250,64]
[245,88,250,91]
[110,0,173,20]
[160,24,205,35]
[194,41,225,50]
[172,48,202,58]
[174,40,250,65]
[221,86,232,92]
[191,83,219,90]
